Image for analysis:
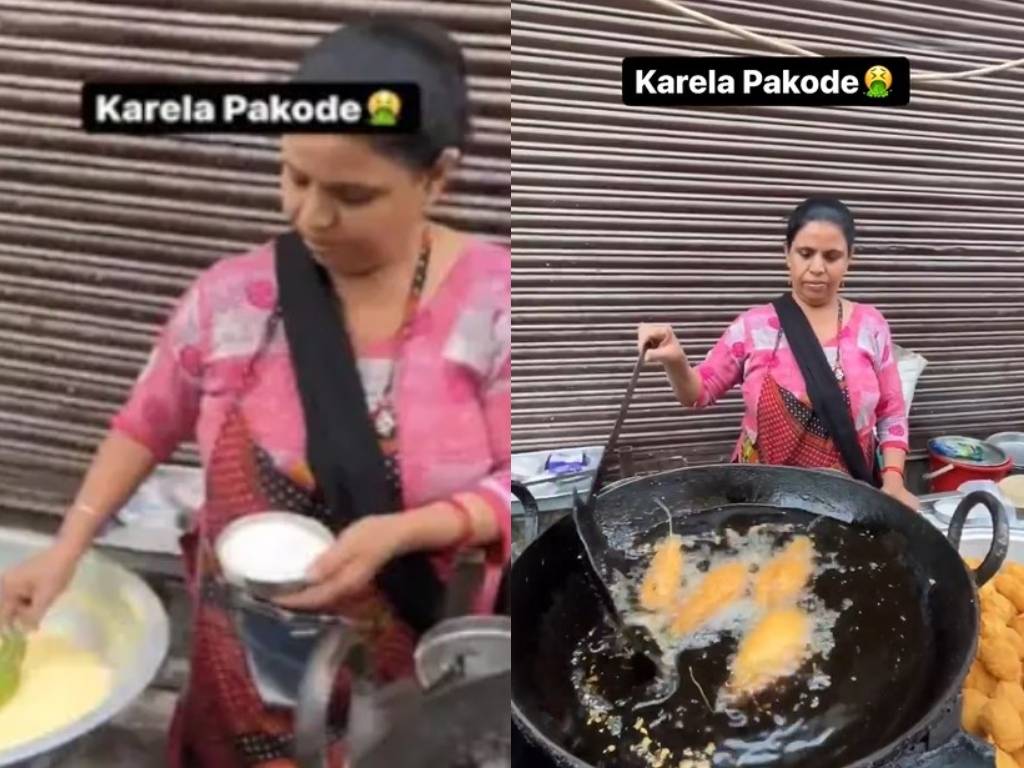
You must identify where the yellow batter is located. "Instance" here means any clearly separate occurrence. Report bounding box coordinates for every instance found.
[0,633,112,752]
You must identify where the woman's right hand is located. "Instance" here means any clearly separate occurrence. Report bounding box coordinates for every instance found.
[0,544,80,631]
[637,323,687,366]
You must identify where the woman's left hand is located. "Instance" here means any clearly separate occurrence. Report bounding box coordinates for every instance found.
[882,475,920,512]
[273,514,407,612]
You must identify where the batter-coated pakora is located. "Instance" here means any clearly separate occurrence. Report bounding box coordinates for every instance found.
[966,659,999,696]
[997,681,1024,713]
[996,575,1024,613]
[639,534,685,612]
[981,697,1024,753]
[729,607,812,696]
[753,536,815,609]
[962,688,988,735]
[671,562,749,637]
[981,636,1023,682]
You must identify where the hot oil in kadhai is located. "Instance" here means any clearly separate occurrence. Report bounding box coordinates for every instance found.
[544,507,932,768]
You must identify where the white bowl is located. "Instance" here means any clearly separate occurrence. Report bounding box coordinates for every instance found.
[215,512,335,599]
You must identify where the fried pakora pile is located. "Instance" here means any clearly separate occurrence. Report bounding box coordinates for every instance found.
[963,557,1024,763]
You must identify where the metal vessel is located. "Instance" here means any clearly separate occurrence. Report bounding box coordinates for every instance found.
[0,528,170,767]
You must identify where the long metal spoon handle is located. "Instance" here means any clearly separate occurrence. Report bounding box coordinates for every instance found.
[588,343,652,506]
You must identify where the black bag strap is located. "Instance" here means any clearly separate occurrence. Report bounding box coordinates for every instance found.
[275,231,443,633]
[772,293,877,486]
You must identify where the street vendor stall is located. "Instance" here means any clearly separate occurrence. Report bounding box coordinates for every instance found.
[511,461,1024,768]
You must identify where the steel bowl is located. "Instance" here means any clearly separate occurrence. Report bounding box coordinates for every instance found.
[214,512,334,601]
[988,432,1024,470]
[0,527,169,767]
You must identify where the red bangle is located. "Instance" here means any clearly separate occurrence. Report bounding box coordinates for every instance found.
[448,497,475,549]
[881,466,905,479]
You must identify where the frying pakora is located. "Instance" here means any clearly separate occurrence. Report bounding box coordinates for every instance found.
[639,534,685,612]
[728,607,812,696]
[671,562,748,637]
[753,536,815,609]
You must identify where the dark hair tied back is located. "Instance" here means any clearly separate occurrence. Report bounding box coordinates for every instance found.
[786,197,856,252]
[293,18,469,170]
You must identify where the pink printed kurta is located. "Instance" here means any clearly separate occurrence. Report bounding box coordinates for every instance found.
[694,302,909,463]
[112,238,511,609]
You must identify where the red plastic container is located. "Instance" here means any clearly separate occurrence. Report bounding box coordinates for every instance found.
[927,438,1013,493]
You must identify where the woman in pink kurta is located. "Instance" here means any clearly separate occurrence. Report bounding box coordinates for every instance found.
[638,197,918,511]
[118,234,510,767]
[0,18,509,768]
[692,300,907,469]
[111,237,509,596]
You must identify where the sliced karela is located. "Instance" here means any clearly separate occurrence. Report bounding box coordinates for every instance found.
[0,631,26,709]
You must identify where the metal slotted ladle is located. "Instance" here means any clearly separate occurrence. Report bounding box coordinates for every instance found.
[571,340,679,708]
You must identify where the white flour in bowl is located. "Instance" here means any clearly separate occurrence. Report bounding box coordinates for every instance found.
[219,518,332,583]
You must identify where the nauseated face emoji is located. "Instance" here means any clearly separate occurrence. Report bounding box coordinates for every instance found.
[865,66,892,98]
[367,89,402,126]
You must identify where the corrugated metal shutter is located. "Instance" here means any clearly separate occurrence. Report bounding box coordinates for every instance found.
[0,0,510,516]
[512,0,1024,470]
